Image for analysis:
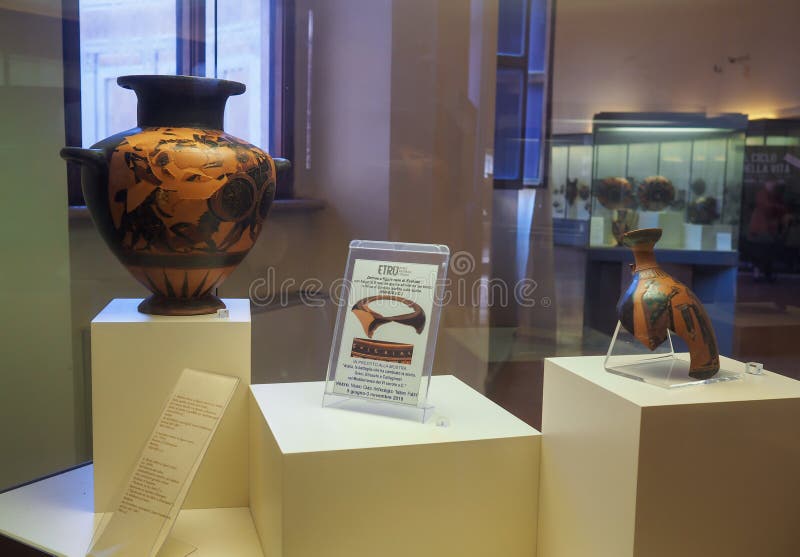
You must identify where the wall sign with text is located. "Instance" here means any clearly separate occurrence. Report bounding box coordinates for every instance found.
[324,241,449,420]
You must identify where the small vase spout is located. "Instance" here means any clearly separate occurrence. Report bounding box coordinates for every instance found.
[622,227,661,271]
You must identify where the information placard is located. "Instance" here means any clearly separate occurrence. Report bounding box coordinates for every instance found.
[87,368,239,557]
[324,241,449,421]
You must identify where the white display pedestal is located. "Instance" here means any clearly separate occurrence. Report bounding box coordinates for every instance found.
[538,355,800,557]
[249,375,540,557]
[91,298,251,511]
[0,465,263,557]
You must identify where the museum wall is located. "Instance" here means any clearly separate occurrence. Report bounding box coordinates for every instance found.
[0,4,78,487]
[552,0,800,134]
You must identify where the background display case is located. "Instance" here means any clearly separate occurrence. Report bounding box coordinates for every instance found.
[549,134,593,247]
[549,134,593,221]
[583,113,748,356]
[741,118,800,275]
[589,112,747,251]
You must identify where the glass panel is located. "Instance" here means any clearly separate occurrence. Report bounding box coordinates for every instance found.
[5,0,800,505]
[594,143,627,178]
[523,82,544,183]
[659,140,692,188]
[212,0,270,150]
[569,145,593,219]
[691,138,727,197]
[550,145,568,218]
[79,0,176,146]
[627,143,658,182]
[723,133,745,236]
[528,0,547,72]
[497,0,528,56]
[494,69,524,180]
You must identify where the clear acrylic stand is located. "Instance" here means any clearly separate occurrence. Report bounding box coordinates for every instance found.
[604,321,743,388]
[323,240,449,423]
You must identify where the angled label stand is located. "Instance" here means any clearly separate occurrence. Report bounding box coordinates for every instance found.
[87,369,239,557]
[323,240,449,422]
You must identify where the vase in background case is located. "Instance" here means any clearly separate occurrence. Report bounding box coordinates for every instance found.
[62,75,290,315]
[616,228,720,379]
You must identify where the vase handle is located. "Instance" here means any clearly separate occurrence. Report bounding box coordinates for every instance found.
[273,157,291,178]
[60,147,107,170]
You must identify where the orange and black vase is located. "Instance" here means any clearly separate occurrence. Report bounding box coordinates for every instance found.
[616,228,720,379]
[61,75,290,316]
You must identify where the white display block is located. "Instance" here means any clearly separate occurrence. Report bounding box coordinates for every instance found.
[657,211,684,248]
[684,222,703,250]
[250,375,540,557]
[91,298,251,511]
[0,465,263,557]
[590,215,609,246]
[538,355,800,557]
[637,211,660,230]
[685,223,735,251]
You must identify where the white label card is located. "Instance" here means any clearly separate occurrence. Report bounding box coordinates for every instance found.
[87,369,239,557]
[716,232,732,251]
[332,258,439,406]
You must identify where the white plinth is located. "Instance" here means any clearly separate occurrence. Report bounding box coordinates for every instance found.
[249,375,540,557]
[0,465,263,557]
[91,298,251,511]
[538,355,800,557]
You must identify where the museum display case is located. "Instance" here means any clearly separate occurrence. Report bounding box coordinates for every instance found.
[548,134,593,246]
[589,112,747,250]
[3,0,800,555]
[582,113,748,355]
[549,135,592,221]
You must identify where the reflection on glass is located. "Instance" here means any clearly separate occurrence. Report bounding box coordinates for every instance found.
[79,0,176,146]
[594,144,627,178]
[528,0,547,72]
[691,138,727,194]
[494,69,524,180]
[659,140,692,187]
[523,82,544,183]
[550,144,568,218]
[497,0,528,56]
[627,143,658,183]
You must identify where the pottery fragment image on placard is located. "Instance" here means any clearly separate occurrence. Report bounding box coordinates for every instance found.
[616,228,720,378]
[349,296,425,365]
[351,295,427,338]
[61,75,290,315]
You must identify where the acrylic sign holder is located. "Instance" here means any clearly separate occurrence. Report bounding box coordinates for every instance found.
[323,240,450,422]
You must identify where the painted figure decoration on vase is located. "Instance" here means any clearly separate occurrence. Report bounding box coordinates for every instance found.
[61,75,291,315]
[616,228,720,379]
